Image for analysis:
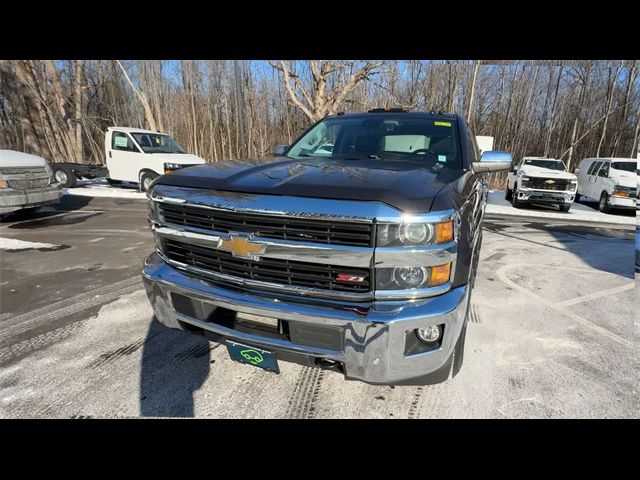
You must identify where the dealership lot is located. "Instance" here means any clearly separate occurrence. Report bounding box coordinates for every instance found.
[0,194,636,418]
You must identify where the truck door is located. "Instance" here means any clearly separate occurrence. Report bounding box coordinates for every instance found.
[106,131,143,182]
[594,161,610,198]
[586,161,602,199]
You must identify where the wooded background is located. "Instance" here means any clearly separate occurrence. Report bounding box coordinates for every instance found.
[1,60,638,177]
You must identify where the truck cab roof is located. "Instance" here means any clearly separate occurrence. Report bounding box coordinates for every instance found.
[327,110,459,121]
[107,126,167,135]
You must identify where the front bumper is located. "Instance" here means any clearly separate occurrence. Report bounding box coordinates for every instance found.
[0,185,61,214]
[516,187,575,205]
[608,195,636,209]
[142,252,469,385]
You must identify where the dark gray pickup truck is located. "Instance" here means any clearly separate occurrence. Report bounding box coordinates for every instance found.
[142,110,512,385]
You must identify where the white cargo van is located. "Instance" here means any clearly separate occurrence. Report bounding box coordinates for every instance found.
[51,127,206,191]
[575,157,637,213]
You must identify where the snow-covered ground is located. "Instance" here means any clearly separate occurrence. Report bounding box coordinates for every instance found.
[486,191,635,225]
[0,238,59,250]
[62,179,146,200]
[61,180,635,225]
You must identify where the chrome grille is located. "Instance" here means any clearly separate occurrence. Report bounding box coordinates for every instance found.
[523,178,571,191]
[0,166,47,175]
[158,202,374,247]
[161,238,372,293]
[7,178,50,189]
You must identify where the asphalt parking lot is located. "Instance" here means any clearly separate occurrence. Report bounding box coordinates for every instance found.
[0,194,637,418]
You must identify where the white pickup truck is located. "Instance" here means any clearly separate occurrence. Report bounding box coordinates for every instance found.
[0,150,61,217]
[506,157,578,212]
[51,127,206,191]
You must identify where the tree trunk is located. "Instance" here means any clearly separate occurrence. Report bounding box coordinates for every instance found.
[466,60,480,123]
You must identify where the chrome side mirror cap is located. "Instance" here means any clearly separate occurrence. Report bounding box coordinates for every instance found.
[473,150,512,173]
[274,145,289,156]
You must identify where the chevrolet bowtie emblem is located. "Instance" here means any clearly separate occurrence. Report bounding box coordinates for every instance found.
[545,179,556,184]
[218,235,266,260]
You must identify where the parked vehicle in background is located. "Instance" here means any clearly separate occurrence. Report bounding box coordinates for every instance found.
[575,158,637,213]
[506,157,577,212]
[143,109,513,385]
[50,127,206,191]
[0,150,61,217]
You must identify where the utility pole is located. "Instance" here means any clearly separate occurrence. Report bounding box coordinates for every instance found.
[233,60,246,158]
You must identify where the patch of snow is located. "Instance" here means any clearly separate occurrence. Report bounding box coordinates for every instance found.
[486,190,635,225]
[62,179,146,200]
[0,237,59,250]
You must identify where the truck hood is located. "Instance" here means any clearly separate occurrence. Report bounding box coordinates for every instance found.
[0,149,48,167]
[155,157,463,212]
[149,153,206,165]
[610,169,637,188]
[520,165,577,180]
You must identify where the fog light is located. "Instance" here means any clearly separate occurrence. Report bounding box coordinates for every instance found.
[393,266,428,289]
[416,325,441,343]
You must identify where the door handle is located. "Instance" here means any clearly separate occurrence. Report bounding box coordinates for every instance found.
[109,151,112,158]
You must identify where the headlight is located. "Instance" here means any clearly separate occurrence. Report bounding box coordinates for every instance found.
[147,199,159,221]
[376,220,453,247]
[376,263,451,290]
[400,223,432,244]
[164,162,183,174]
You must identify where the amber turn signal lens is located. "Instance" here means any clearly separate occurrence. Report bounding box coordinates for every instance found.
[435,220,454,244]
[612,191,629,197]
[429,263,451,287]
[0,179,7,189]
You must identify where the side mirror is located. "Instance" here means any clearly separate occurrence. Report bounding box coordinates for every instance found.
[274,145,289,156]
[473,150,513,173]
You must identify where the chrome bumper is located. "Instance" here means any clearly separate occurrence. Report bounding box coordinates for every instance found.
[0,185,61,214]
[517,188,575,204]
[142,252,469,385]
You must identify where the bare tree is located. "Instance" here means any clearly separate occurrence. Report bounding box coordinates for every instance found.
[272,61,383,121]
[115,60,158,131]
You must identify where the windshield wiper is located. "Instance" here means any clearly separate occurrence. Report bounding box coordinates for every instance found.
[331,155,383,161]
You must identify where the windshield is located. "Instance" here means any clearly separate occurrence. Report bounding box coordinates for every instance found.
[523,159,566,171]
[286,115,461,169]
[131,132,186,154]
[611,161,636,173]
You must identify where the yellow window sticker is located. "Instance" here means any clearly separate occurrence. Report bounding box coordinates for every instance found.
[434,121,452,127]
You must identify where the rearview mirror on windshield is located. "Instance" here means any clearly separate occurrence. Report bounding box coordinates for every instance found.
[473,150,513,173]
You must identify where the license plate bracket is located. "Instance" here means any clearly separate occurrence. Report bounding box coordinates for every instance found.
[225,340,280,374]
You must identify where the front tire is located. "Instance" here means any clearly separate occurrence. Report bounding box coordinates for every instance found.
[511,189,523,208]
[139,171,158,192]
[52,166,77,188]
[599,192,612,213]
[559,204,571,213]
[574,192,581,203]
[505,188,513,201]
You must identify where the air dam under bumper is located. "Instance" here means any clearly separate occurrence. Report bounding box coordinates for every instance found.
[0,185,61,214]
[142,252,469,385]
